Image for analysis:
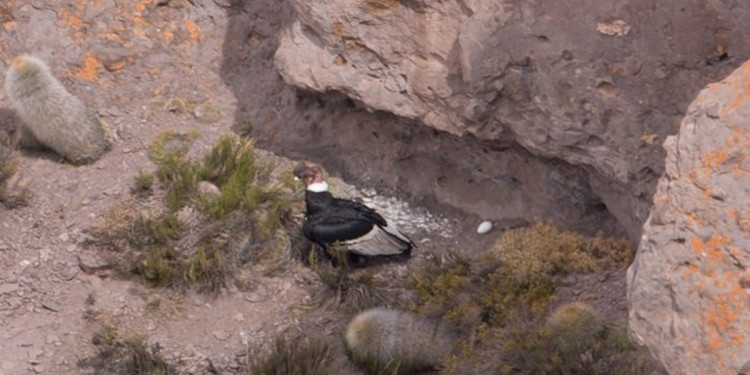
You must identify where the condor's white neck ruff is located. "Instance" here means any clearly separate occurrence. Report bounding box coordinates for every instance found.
[307,181,329,193]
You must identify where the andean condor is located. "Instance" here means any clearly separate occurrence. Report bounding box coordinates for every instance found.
[293,161,414,262]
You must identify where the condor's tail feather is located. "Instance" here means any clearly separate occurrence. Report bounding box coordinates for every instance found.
[344,224,414,257]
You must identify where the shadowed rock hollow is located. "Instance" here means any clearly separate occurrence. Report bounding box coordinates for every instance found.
[221,0,750,241]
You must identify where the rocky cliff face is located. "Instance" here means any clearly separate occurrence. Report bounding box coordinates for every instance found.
[628,61,750,374]
[269,0,750,240]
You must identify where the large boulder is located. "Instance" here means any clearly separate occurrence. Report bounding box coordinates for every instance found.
[273,0,750,240]
[628,61,750,374]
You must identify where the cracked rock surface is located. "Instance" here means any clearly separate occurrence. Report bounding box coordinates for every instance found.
[629,61,750,375]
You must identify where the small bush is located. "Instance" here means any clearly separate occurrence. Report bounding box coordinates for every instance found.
[308,249,395,313]
[410,224,662,374]
[79,326,173,375]
[494,222,634,284]
[149,130,201,210]
[132,170,155,197]
[248,336,333,375]
[90,132,298,292]
[0,142,30,208]
[0,143,18,191]
[495,307,661,375]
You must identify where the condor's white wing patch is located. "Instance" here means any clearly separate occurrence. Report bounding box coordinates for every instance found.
[343,224,411,256]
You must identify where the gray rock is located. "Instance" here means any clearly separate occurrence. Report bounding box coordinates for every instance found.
[270,0,750,241]
[41,300,61,312]
[76,251,111,274]
[197,181,221,197]
[0,283,20,295]
[628,61,750,375]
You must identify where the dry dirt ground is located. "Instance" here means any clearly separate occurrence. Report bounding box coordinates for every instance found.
[0,1,639,374]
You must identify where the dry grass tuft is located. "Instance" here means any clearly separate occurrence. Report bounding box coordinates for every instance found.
[78,325,173,375]
[488,305,660,375]
[131,170,155,197]
[89,132,298,292]
[306,249,396,313]
[494,222,634,284]
[248,335,333,375]
[409,223,661,374]
[0,140,30,208]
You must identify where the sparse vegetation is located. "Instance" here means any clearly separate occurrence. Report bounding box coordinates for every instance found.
[493,222,634,284]
[408,222,662,374]
[86,132,659,375]
[490,309,660,375]
[248,336,333,375]
[0,141,30,208]
[90,132,298,292]
[79,326,173,375]
[132,170,155,197]
[305,247,397,313]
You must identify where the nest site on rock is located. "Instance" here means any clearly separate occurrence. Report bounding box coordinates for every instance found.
[0,11,670,371]
[82,131,661,373]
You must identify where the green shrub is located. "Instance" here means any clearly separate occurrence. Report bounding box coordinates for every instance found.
[0,142,29,208]
[132,170,155,197]
[410,224,661,374]
[307,249,395,313]
[91,132,297,292]
[249,336,333,375]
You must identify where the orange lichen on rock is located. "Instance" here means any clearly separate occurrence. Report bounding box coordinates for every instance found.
[133,28,148,41]
[681,262,699,277]
[706,233,733,262]
[58,11,86,43]
[652,193,668,204]
[630,53,750,375]
[685,211,707,227]
[691,147,733,185]
[133,0,150,26]
[162,30,175,43]
[104,61,126,72]
[691,237,704,254]
[722,61,750,116]
[702,149,728,170]
[97,32,124,42]
[332,20,343,38]
[185,20,201,44]
[74,51,102,81]
[701,278,747,348]
[364,0,401,13]
[691,234,735,274]
[333,55,347,66]
[739,210,750,237]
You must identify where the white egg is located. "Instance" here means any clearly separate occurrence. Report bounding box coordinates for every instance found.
[476,221,493,234]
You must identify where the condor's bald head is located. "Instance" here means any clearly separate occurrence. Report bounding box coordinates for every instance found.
[293,161,324,186]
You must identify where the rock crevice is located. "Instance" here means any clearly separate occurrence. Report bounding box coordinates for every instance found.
[271,0,750,240]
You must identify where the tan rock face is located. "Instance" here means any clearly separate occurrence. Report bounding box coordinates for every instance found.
[628,61,750,375]
[273,0,750,240]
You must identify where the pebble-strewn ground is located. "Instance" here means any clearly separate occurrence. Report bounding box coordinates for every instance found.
[0,1,640,374]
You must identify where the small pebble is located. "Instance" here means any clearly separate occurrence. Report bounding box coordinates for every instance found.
[476,221,493,234]
[41,300,61,312]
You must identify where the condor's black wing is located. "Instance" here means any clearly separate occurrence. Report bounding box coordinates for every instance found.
[303,198,412,256]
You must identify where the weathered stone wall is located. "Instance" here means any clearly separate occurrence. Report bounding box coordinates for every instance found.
[220,0,627,237]
[271,0,750,240]
[628,61,750,375]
